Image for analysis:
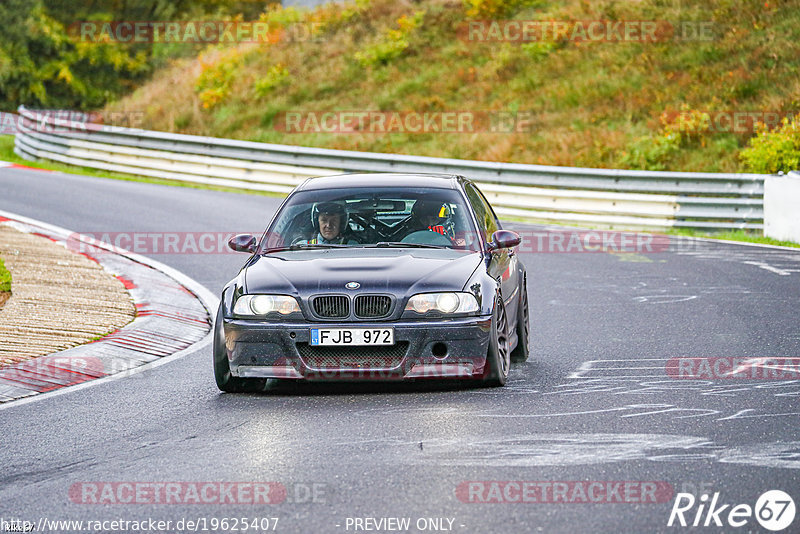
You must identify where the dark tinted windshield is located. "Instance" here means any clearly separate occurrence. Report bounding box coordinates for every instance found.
[260,187,481,252]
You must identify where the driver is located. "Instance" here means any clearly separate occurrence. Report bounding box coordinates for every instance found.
[407,199,449,236]
[403,199,469,247]
[298,201,358,245]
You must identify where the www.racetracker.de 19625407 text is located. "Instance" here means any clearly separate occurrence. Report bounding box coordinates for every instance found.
[0,517,280,533]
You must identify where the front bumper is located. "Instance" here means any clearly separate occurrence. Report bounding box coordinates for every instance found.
[223,316,492,381]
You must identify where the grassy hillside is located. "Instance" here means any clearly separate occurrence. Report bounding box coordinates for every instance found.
[106,0,800,172]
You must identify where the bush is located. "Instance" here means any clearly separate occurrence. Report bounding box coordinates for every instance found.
[0,0,261,112]
[740,117,800,174]
[258,4,305,27]
[0,2,149,111]
[619,132,681,171]
[195,49,243,109]
[307,0,371,33]
[522,41,557,60]
[254,64,290,97]
[619,107,720,170]
[354,11,424,67]
[463,0,533,19]
[660,107,713,147]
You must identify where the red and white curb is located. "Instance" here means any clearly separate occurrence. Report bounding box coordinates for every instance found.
[0,210,219,408]
[0,160,54,172]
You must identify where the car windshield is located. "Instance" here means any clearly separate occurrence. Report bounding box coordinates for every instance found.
[260,186,481,252]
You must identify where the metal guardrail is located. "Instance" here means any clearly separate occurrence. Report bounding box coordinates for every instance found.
[14,106,767,230]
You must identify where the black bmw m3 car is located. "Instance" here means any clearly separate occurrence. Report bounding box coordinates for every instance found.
[214,173,529,390]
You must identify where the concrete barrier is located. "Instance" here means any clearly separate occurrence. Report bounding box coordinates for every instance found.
[764,171,800,244]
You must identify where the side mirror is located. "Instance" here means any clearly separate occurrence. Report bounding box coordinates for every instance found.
[487,230,521,251]
[228,233,257,253]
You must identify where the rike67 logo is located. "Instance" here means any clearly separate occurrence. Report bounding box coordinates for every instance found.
[668,490,795,531]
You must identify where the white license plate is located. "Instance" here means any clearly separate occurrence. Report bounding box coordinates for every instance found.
[310,328,394,346]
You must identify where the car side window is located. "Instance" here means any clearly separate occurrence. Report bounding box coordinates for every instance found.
[475,186,502,232]
[465,183,498,243]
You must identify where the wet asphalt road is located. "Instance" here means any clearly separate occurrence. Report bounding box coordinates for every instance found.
[1,167,799,534]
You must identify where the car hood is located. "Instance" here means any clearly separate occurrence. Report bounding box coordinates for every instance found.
[244,248,483,297]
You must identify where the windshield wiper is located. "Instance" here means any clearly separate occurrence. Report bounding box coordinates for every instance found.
[262,242,446,253]
[260,243,350,254]
[289,243,350,249]
[372,241,446,249]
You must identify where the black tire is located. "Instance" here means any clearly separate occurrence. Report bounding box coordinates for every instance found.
[483,294,510,387]
[510,277,530,363]
[213,304,267,393]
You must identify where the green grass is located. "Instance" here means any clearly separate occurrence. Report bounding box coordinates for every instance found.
[0,135,282,198]
[0,256,11,293]
[665,228,800,249]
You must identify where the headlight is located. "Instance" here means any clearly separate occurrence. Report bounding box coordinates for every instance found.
[404,292,479,315]
[233,295,301,316]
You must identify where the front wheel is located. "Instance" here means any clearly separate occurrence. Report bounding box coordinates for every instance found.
[482,295,510,387]
[213,304,267,393]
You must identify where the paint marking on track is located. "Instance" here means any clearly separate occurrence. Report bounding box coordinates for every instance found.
[742,260,793,276]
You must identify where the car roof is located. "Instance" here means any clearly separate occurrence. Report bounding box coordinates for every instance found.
[296,173,463,191]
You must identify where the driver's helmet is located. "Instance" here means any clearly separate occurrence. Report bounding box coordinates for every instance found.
[410,199,449,233]
[311,201,349,232]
